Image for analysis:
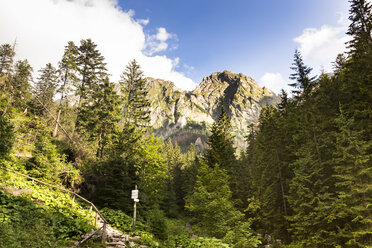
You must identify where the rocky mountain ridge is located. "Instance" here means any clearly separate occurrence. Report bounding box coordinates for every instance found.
[146,70,280,151]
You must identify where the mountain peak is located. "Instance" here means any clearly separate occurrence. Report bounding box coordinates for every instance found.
[146,71,280,150]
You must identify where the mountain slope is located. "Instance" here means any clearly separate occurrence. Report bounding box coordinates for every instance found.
[147,70,280,151]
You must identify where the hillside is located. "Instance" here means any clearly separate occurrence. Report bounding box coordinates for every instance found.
[147,70,280,151]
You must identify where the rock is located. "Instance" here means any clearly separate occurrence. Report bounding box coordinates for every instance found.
[146,71,280,151]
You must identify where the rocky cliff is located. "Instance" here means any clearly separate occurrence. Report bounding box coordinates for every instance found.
[146,70,280,151]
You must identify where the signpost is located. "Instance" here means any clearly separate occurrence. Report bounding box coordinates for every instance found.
[131,185,139,232]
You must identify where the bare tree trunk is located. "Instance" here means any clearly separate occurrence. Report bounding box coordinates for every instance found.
[276,151,288,216]
[53,73,67,137]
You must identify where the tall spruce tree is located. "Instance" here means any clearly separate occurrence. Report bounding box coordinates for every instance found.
[75,39,108,110]
[54,41,78,137]
[34,63,58,115]
[11,60,33,110]
[75,39,109,134]
[247,105,292,243]
[289,50,317,100]
[119,60,151,129]
[330,110,372,247]
[0,43,15,82]
[0,43,15,116]
[185,162,242,238]
[347,0,372,56]
[78,77,120,158]
[203,107,236,171]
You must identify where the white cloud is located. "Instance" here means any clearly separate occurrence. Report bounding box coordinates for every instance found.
[144,27,178,56]
[260,72,288,94]
[137,18,149,26]
[0,0,196,91]
[293,24,350,73]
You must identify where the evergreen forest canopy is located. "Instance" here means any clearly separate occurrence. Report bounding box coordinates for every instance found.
[0,0,371,247]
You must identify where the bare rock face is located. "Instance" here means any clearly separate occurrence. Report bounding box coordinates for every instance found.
[146,71,280,151]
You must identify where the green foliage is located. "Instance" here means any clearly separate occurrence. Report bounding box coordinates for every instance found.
[186,163,242,238]
[288,49,316,99]
[243,1,372,246]
[0,115,14,158]
[0,43,14,76]
[182,237,230,248]
[223,221,261,248]
[26,124,80,186]
[147,208,168,240]
[33,63,58,115]
[11,59,33,109]
[203,107,236,171]
[119,59,151,128]
[0,170,94,247]
[101,207,139,232]
[77,77,121,158]
[75,38,108,109]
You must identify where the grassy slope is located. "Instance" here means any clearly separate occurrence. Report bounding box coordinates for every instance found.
[0,164,97,248]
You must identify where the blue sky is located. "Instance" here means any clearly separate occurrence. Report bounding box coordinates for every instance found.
[0,0,352,93]
[120,0,350,92]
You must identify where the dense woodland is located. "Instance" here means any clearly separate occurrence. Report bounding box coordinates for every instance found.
[0,0,371,247]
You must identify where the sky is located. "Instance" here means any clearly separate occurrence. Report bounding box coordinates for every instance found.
[0,0,356,93]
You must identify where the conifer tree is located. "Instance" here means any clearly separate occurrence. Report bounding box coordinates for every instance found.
[0,43,15,82]
[289,50,317,100]
[161,140,185,217]
[54,41,78,137]
[78,77,120,158]
[0,43,15,115]
[347,0,372,56]
[181,144,199,198]
[185,163,242,238]
[75,39,108,110]
[11,60,33,110]
[34,63,58,115]
[330,110,372,247]
[247,105,292,242]
[119,60,151,129]
[203,107,236,171]
[75,39,109,138]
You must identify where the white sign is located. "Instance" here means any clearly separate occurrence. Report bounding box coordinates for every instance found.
[131,189,138,199]
[134,198,139,202]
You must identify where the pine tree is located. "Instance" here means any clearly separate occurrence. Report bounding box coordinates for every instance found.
[54,41,78,137]
[75,39,108,110]
[247,105,292,242]
[119,60,151,129]
[332,53,347,76]
[342,0,372,135]
[75,39,110,141]
[78,77,120,158]
[11,60,33,110]
[330,110,372,247]
[347,0,372,56]
[185,163,242,238]
[203,107,236,171]
[0,43,15,85]
[181,144,200,198]
[34,63,58,115]
[289,50,317,100]
[161,139,185,217]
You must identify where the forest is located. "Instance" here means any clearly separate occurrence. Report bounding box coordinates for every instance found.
[0,0,371,247]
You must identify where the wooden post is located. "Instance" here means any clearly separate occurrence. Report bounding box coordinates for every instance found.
[132,185,137,233]
[95,211,98,227]
[72,195,75,202]
[102,222,107,243]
